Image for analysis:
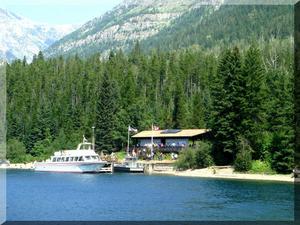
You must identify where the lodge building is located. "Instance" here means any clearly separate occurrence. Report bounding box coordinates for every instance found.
[132,129,211,153]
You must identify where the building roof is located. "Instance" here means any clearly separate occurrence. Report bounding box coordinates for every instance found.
[132,129,210,139]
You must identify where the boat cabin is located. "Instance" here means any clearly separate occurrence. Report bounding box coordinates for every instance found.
[76,142,94,150]
[50,141,99,163]
[51,155,100,162]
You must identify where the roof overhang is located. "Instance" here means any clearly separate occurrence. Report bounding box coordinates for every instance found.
[132,129,210,139]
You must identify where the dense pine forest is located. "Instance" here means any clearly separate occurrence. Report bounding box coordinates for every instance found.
[6,37,294,173]
[142,5,293,54]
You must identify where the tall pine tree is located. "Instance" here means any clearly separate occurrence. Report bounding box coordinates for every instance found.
[241,45,266,159]
[211,48,243,164]
[173,81,187,129]
[95,70,119,152]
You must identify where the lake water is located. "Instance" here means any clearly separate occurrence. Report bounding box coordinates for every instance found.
[6,170,294,221]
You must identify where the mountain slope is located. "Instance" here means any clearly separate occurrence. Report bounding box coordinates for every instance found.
[140,4,293,51]
[0,8,77,62]
[45,1,292,59]
[44,0,221,58]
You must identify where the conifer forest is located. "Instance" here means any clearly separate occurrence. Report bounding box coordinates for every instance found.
[6,37,294,173]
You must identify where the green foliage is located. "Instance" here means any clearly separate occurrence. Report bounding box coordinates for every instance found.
[256,131,273,162]
[194,142,213,169]
[270,131,294,174]
[6,39,294,173]
[7,139,32,163]
[142,5,293,53]
[153,153,172,161]
[172,81,187,128]
[250,160,275,174]
[211,48,243,164]
[115,151,127,161]
[176,142,213,170]
[210,42,294,172]
[95,71,119,152]
[30,128,56,161]
[241,45,266,159]
[175,148,196,170]
[31,140,50,160]
[234,138,252,172]
[191,93,206,129]
[46,4,293,59]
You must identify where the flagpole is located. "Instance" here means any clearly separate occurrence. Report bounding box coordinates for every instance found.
[151,123,154,160]
[127,125,130,156]
[92,126,95,151]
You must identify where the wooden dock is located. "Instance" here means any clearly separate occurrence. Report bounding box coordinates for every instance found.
[142,160,175,174]
[293,168,300,178]
[97,160,175,174]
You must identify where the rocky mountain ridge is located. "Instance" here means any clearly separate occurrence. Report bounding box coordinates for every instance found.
[0,8,77,62]
[45,0,222,58]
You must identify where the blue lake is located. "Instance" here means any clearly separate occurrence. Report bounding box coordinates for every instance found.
[6,170,294,221]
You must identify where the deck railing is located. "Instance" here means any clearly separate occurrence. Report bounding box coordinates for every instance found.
[131,146,189,153]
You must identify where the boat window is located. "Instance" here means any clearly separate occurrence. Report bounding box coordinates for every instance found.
[91,156,97,160]
[66,157,69,162]
[57,157,61,162]
[61,157,65,162]
[78,156,83,161]
[85,156,91,160]
[74,157,78,161]
[52,158,57,162]
[70,157,73,161]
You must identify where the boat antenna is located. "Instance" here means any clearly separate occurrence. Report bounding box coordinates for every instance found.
[92,126,95,151]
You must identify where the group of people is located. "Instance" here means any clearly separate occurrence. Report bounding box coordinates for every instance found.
[129,148,178,161]
[136,142,187,148]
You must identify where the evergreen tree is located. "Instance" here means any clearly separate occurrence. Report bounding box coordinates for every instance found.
[172,81,187,129]
[5,39,294,172]
[241,45,266,159]
[234,137,252,172]
[95,71,119,152]
[211,48,243,164]
[191,92,206,128]
[129,41,142,65]
[268,70,294,173]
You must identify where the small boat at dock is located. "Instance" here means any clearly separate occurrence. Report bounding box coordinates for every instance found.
[114,155,144,173]
[34,138,107,173]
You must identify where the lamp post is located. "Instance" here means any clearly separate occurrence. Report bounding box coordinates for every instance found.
[92,126,95,151]
[127,126,130,155]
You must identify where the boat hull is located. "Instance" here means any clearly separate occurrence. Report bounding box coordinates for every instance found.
[34,162,106,173]
[114,165,144,173]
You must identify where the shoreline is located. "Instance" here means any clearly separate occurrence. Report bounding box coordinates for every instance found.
[1,162,295,183]
[151,167,294,183]
[0,162,34,170]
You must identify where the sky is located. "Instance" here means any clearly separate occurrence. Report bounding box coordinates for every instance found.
[0,0,123,25]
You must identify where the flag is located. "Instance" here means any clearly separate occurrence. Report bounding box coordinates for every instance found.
[83,135,88,143]
[128,125,138,133]
[152,125,159,131]
[153,126,159,131]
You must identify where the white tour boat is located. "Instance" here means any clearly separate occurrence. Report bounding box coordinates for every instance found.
[34,138,107,173]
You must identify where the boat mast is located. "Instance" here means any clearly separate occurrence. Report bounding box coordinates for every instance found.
[92,126,95,151]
